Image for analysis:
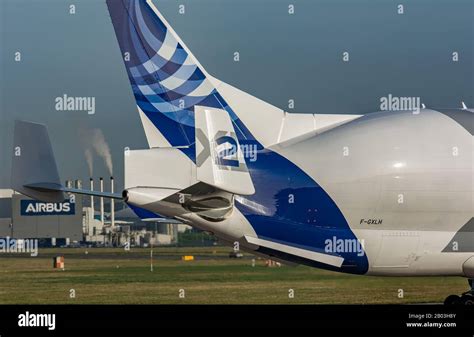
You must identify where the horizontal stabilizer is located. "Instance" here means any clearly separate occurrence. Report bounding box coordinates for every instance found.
[24,183,123,200]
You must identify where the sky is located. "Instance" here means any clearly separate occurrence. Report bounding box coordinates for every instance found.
[0,0,472,191]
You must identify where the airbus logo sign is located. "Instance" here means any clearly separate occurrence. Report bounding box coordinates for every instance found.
[20,200,75,216]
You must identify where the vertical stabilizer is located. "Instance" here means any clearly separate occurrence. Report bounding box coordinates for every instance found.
[11,121,66,202]
[195,106,254,195]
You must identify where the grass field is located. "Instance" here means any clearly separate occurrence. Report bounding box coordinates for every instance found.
[0,247,467,304]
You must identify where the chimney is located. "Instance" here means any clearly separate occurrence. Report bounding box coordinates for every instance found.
[89,178,95,220]
[74,179,82,189]
[99,177,104,226]
[110,176,115,228]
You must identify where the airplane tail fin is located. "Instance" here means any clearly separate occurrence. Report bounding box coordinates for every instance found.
[11,121,67,202]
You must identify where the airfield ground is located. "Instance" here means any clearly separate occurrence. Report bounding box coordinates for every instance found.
[0,247,467,304]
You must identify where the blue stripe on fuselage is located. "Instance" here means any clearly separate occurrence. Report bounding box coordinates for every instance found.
[235,149,369,275]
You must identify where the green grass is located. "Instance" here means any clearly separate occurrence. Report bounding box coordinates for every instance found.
[0,248,468,304]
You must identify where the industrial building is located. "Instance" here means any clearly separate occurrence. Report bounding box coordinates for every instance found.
[0,177,187,247]
[0,188,82,243]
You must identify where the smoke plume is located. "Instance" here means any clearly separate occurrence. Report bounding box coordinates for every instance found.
[91,129,113,176]
[84,148,93,176]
